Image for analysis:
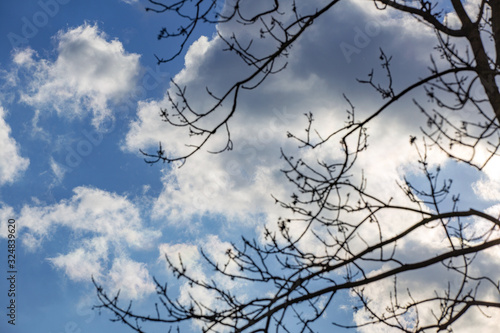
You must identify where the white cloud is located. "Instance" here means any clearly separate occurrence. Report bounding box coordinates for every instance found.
[158,235,243,328]
[16,186,159,299]
[352,222,500,332]
[0,105,29,185]
[159,242,200,268]
[348,199,500,332]
[19,186,157,249]
[121,1,500,328]
[106,257,156,299]
[444,0,483,29]
[49,157,67,184]
[158,236,238,285]
[49,237,109,281]
[473,177,500,201]
[125,1,446,227]
[16,23,141,128]
[31,109,50,141]
[473,157,500,201]
[51,240,157,299]
[12,47,36,67]
[158,241,214,313]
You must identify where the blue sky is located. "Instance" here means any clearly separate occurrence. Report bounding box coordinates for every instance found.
[0,1,499,333]
[0,1,196,332]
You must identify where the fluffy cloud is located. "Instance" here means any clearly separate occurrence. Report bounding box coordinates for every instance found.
[124,1,450,228]
[473,157,500,201]
[17,186,159,299]
[121,2,482,261]
[158,234,242,323]
[0,105,29,185]
[15,23,141,128]
[106,257,156,299]
[158,235,237,283]
[352,222,500,332]
[19,186,157,248]
[49,237,109,281]
[119,0,500,330]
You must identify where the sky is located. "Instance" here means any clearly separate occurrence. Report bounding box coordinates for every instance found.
[0,0,499,333]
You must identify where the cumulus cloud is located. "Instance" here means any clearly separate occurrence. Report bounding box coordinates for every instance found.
[444,0,482,29]
[158,236,237,285]
[0,105,29,185]
[122,1,499,329]
[16,186,159,299]
[106,257,156,299]
[159,242,200,269]
[158,235,242,323]
[19,186,157,249]
[49,237,109,281]
[473,157,500,201]
[351,221,500,332]
[124,1,446,226]
[15,23,141,128]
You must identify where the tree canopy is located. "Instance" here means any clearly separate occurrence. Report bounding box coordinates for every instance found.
[95,1,500,332]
